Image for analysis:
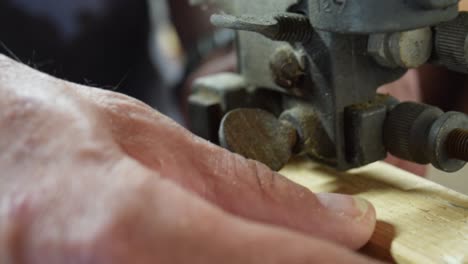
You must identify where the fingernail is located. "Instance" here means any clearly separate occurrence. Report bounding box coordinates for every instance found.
[316,193,370,221]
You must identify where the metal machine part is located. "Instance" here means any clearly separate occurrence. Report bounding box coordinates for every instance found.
[189,0,468,173]
[384,103,468,172]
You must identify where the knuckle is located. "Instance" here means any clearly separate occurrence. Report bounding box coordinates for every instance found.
[91,89,153,115]
[1,94,44,123]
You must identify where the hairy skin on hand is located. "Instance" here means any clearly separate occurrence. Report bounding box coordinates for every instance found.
[0,55,378,264]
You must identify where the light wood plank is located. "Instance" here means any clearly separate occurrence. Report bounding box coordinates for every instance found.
[461,0,468,11]
[280,161,468,264]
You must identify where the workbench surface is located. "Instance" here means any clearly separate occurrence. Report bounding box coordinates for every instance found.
[281,161,468,264]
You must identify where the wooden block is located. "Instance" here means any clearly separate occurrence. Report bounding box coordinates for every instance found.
[280,161,468,264]
[461,1,468,11]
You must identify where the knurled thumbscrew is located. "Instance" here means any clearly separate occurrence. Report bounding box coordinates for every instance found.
[384,102,468,172]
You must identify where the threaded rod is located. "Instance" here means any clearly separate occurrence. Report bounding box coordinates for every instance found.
[446,129,468,162]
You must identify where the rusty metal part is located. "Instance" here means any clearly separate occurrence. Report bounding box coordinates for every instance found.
[189,73,248,142]
[446,129,468,162]
[189,1,468,173]
[210,13,313,42]
[384,103,468,172]
[219,108,297,171]
[269,46,306,91]
[280,105,336,165]
[428,112,468,172]
[432,12,468,73]
[368,27,433,69]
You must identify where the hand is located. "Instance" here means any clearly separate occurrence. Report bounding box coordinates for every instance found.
[0,55,377,263]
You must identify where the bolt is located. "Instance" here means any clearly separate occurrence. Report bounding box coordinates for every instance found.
[446,129,468,162]
[210,13,313,42]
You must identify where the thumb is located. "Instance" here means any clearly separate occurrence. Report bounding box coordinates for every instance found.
[86,89,377,250]
[195,153,376,250]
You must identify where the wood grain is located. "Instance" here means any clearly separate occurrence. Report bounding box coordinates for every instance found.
[461,0,468,11]
[280,161,468,264]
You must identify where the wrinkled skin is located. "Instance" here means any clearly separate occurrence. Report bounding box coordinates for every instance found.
[0,55,378,263]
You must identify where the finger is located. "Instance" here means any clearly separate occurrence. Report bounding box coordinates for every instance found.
[97,170,378,264]
[84,94,376,250]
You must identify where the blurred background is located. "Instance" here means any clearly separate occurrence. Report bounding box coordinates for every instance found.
[0,0,228,124]
[0,0,466,194]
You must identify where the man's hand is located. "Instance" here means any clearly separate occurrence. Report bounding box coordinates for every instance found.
[0,55,377,263]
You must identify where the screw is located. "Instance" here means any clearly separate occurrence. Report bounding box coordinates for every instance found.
[446,129,468,162]
[210,13,313,42]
